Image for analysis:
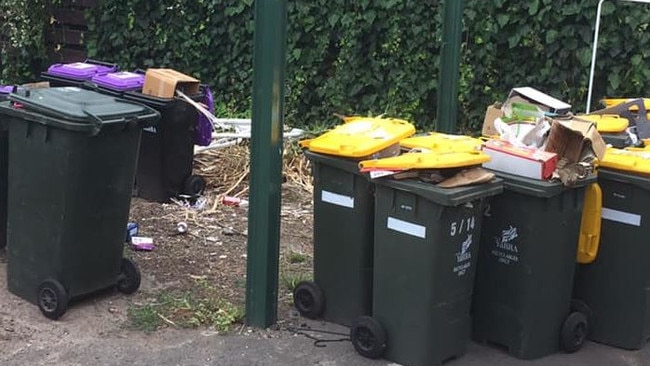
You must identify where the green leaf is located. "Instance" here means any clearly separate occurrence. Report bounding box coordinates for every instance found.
[577,48,592,67]
[608,73,621,91]
[365,10,376,24]
[545,29,558,44]
[529,0,539,15]
[496,14,509,27]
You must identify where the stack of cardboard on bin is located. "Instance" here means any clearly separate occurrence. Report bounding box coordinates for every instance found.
[481,87,607,186]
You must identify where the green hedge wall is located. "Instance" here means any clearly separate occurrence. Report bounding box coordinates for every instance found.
[4,1,650,132]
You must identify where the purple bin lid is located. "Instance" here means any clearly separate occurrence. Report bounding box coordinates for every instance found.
[46,62,116,80]
[0,85,13,95]
[91,71,145,92]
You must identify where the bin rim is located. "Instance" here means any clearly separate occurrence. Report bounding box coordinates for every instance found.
[491,171,597,198]
[304,149,373,177]
[598,168,650,191]
[123,85,206,108]
[0,101,159,136]
[374,176,503,207]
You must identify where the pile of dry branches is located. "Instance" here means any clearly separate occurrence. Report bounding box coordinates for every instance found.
[192,142,312,213]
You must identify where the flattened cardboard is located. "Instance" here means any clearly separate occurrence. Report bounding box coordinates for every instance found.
[142,68,200,98]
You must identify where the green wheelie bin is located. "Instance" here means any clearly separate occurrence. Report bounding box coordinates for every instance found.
[0,86,10,249]
[293,117,415,326]
[294,150,375,326]
[0,87,159,320]
[573,154,650,350]
[471,172,596,359]
[350,177,503,366]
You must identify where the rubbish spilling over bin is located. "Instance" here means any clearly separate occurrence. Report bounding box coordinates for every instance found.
[350,175,503,365]
[295,116,415,326]
[573,146,650,350]
[0,87,159,320]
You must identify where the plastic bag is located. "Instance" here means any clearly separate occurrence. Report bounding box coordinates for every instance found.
[195,85,214,146]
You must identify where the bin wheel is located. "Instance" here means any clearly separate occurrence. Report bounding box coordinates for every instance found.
[117,258,141,294]
[561,311,589,353]
[570,299,593,320]
[37,279,68,320]
[351,316,387,359]
[293,281,324,319]
[183,175,206,196]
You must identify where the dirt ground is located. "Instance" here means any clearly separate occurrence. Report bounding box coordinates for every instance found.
[0,144,316,350]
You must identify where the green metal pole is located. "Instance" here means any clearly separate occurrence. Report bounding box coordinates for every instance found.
[245,0,288,328]
[436,0,464,133]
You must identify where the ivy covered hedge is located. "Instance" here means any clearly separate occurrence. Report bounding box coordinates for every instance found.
[0,0,50,83]
[4,1,650,132]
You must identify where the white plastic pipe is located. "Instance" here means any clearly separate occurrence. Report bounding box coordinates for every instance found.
[586,0,650,113]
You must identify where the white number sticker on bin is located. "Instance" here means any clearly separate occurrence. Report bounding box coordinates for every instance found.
[601,207,641,226]
[321,190,354,209]
[386,217,426,239]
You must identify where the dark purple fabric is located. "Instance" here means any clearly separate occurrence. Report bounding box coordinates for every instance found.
[195,85,214,146]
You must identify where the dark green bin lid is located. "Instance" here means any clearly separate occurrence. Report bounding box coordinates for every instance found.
[492,171,597,198]
[599,168,650,191]
[1,87,159,135]
[303,149,368,176]
[374,176,503,207]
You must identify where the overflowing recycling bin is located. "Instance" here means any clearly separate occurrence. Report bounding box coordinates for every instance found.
[295,117,415,326]
[349,176,502,365]
[573,147,650,350]
[0,87,159,319]
[471,172,596,359]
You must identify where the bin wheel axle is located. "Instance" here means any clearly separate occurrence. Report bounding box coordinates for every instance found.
[117,258,141,294]
[293,281,324,319]
[561,311,589,353]
[351,316,387,359]
[37,279,69,320]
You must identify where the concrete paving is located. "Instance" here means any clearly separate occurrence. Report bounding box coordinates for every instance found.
[2,257,650,366]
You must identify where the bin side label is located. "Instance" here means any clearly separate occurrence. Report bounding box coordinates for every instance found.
[491,225,520,265]
[321,190,355,209]
[386,217,426,239]
[453,234,474,276]
[601,207,641,226]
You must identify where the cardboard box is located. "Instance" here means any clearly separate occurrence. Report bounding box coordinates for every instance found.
[482,103,505,137]
[482,139,558,180]
[142,68,200,98]
[506,87,572,115]
[544,118,607,163]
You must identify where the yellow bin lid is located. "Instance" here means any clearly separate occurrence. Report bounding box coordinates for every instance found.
[577,183,602,264]
[300,117,415,158]
[601,98,650,110]
[400,132,484,152]
[359,150,490,171]
[576,114,628,133]
[599,147,650,174]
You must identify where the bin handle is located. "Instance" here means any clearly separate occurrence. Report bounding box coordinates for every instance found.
[84,59,118,70]
[81,106,159,135]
